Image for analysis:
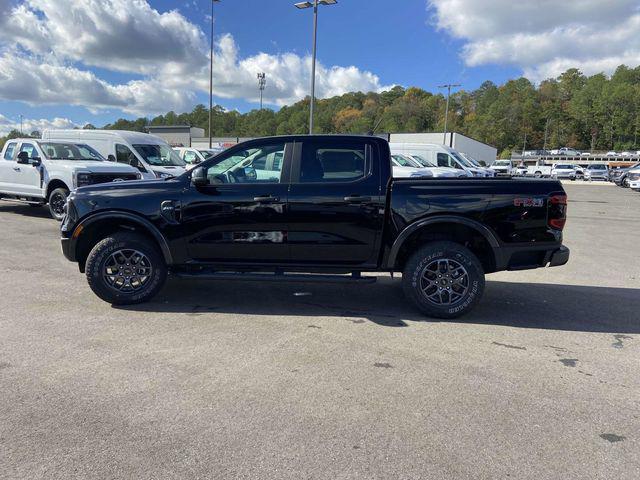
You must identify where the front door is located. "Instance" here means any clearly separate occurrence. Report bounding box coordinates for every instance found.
[181,140,292,264]
[14,142,44,196]
[287,138,385,267]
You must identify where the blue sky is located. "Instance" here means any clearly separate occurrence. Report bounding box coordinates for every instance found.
[0,0,636,134]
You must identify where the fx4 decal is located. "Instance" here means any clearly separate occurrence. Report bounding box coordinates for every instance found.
[514,197,544,207]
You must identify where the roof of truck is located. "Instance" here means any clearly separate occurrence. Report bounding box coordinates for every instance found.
[41,129,166,145]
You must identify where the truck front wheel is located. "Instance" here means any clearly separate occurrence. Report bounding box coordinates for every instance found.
[85,232,167,305]
[48,187,69,221]
[402,241,485,319]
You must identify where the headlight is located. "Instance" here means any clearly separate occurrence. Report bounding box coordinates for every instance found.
[75,172,92,188]
[154,171,173,179]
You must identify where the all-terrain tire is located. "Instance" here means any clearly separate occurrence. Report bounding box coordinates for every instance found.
[85,232,167,305]
[402,241,485,319]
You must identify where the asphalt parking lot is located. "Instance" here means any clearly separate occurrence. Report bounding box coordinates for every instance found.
[1,183,639,479]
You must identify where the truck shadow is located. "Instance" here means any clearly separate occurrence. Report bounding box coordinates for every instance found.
[0,203,51,219]
[118,277,640,334]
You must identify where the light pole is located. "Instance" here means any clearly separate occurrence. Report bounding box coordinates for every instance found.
[19,114,23,136]
[257,72,266,110]
[209,0,220,149]
[294,0,337,134]
[438,83,461,145]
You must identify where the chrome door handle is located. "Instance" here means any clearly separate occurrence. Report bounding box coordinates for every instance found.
[344,195,371,203]
[254,195,279,203]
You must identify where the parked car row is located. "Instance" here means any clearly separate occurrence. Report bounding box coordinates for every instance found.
[522,147,640,158]
[0,130,504,220]
[0,130,188,219]
[610,162,640,191]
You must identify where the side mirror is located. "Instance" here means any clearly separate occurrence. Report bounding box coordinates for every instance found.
[191,167,208,187]
[16,151,30,164]
[107,154,116,162]
[243,166,257,181]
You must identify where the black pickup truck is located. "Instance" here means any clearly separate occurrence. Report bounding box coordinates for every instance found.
[61,135,569,318]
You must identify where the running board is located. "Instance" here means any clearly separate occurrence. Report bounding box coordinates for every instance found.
[173,270,377,284]
[0,196,44,205]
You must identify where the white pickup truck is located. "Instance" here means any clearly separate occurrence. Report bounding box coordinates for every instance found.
[526,161,553,178]
[0,138,141,220]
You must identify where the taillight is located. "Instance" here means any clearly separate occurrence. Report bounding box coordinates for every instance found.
[548,193,567,230]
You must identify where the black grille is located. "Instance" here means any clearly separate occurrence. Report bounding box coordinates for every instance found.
[89,173,139,185]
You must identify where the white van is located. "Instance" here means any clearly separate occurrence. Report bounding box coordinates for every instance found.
[389,143,487,177]
[41,130,187,180]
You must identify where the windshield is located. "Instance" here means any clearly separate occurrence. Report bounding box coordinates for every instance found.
[452,151,474,168]
[392,155,420,168]
[556,164,572,169]
[411,155,436,168]
[133,144,186,167]
[494,161,511,167]
[588,164,606,170]
[39,142,105,161]
[461,153,481,167]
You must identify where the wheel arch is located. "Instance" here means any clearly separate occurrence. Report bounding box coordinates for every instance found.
[387,216,500,273]
[45,179,70,199]
[73,212,173,272]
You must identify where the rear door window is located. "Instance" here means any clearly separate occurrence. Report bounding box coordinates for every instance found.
[299,141,368,183]
[3,142,16,160]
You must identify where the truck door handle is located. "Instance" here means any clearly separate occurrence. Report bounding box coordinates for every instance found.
[254,195,279,203]
[13,167,20,171]
[344,195,371,203]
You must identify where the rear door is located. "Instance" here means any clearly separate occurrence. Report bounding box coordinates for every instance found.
[286,138,385,267]
[0,142,18,193]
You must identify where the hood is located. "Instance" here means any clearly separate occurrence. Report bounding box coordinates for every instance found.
[428,167,463,178]
[151,165,186,174]
[392,166,432,178]
[75,177,184,195]
[45,160,139,174]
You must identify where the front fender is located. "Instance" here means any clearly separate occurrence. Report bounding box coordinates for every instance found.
[71,211,174,266]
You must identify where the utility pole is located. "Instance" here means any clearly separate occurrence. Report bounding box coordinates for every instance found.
[208,0,220,149]
[257,73,266,110]
[543,118,550,152]
[438,83,461,145]
[522,131,527,158]
[295,0,338,134]
[19,114,23,136]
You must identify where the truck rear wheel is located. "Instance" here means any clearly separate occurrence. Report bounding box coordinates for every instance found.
[85,232,167,305]
[48,187,69,221]
[402,241,485,319]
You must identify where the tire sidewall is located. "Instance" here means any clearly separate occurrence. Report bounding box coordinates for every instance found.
[404,242,485,319]
[48,187,69,221]
[87,235,167,305]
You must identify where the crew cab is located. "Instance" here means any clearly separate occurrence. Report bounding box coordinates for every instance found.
[60,135,570,319]
[0,138,140,220]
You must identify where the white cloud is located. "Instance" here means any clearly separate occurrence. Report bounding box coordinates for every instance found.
[0,0,389,116]
[428,0,640,81]
[0,51,195,115]
[0,113,79,136]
